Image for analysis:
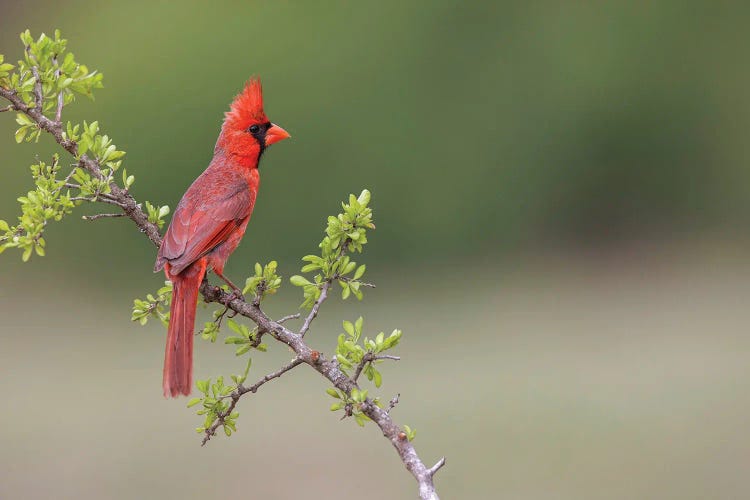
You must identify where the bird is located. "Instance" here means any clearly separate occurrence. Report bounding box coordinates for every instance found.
[154,78,289,397]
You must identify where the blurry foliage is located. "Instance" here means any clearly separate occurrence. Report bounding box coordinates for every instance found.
[2,1,747,282]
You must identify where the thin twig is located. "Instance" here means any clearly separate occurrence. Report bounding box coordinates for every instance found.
[299,280,329,337]
[339,276,376,288]
[82,213,125,221]
[353,353,401,383]
[202,357,303,446]
[276,313,300,324]
[69,195,127,208]
[386,393,400,414]
[27,55,43,111]
[52,54,63,123]
[427,458,446,477]
[0,104,13,112]
[299,243,350,338]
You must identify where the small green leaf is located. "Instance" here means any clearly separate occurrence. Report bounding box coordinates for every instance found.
[290,275,310,286]
[353,264,366,280]
[235,344,251,356]
[404,425,416,441]
[343,320,355,337]
[196,379,209,395]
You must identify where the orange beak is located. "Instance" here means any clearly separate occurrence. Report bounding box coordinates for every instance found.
[265,123,290,146]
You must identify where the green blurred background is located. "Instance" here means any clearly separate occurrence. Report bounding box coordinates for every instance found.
[2,1,750,498]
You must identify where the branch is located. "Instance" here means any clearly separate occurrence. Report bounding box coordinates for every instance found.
[299,280,330,337]
[28,61,43,111]
[352,352,400,383]
[339,276,376,288]
[276,313,300,324]
[202,356,303,446]
[0,87,163,247]
[82,213,125,221]
[52,54,64,123]
[299,243,348,338]
[200,284,443,499]
[1,85,445,500]
[386,393,400,414]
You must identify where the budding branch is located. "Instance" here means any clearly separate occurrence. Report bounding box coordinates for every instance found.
[0,81,445,499]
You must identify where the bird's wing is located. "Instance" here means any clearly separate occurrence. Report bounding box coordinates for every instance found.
[156,179,253,274]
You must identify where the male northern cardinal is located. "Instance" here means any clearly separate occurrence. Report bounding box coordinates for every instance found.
[154,78,290,397]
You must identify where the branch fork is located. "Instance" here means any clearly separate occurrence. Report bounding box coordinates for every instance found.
[1,65,445,500]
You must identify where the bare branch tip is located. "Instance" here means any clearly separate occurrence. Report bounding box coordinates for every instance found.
[276,313,301,324]
[428,457,446,477]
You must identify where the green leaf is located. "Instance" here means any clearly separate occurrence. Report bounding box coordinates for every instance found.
[342,320,355,337]
[404,425,416,441]
[15,126,28,143]
[289,275,310,286]
[196,379,209,395]
[235,344,251,356]
[353,264,366,280]
[187,398,202,408]
[357,189,371,206]
[224,336,246,344]
[15,113,34,126]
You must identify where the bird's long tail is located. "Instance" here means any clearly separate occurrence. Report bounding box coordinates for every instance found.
[163,260,206,397]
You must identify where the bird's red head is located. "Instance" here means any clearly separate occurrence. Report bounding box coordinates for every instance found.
[217,77,290,165]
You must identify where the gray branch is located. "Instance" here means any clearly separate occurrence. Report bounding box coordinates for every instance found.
[299,279,330,337]
[0,86,163,247]
[0,83,445,500]
[82,213,125,221]
[202,356,304,446]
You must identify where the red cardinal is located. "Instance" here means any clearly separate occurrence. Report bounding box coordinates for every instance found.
[154,78,290,397]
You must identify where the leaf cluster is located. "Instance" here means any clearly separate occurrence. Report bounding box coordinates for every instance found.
[190,376,241,436]
[1,30,153,261]
[224,317,267,356]
[131,281,173,326]
[0,155,74,260]
[290,189,374,307]
[5,30,102,116]
[327,387,379,427]
[243,261,282,301]
[334,317,401,387]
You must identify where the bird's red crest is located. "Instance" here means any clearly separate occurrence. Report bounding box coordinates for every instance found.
[223,78,268,131]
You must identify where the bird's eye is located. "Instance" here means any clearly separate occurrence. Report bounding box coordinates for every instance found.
[249,124,260,134]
